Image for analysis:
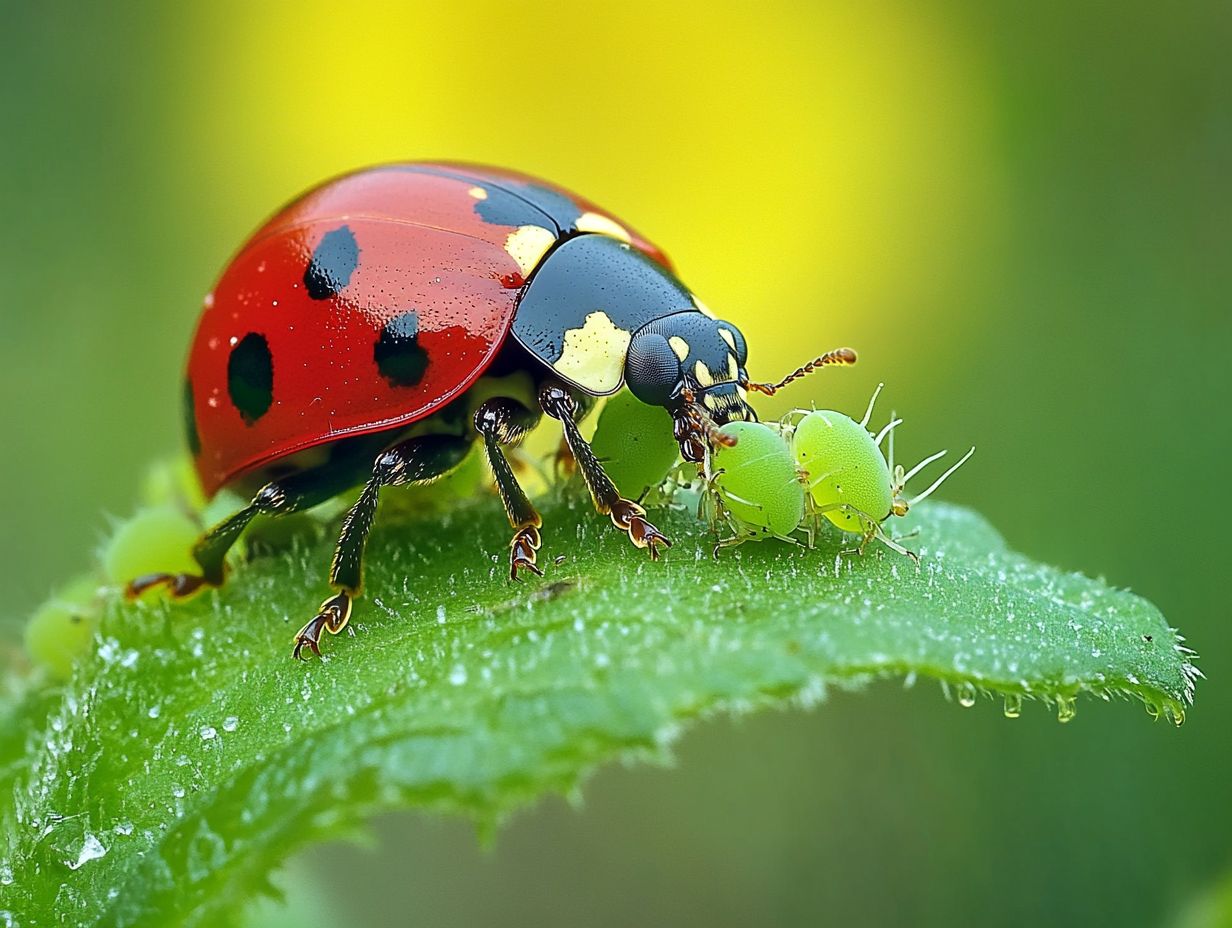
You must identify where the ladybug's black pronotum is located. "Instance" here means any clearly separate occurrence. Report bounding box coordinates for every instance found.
[129,162,855,658]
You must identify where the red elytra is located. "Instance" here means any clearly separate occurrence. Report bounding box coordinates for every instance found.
[186,163,668,496]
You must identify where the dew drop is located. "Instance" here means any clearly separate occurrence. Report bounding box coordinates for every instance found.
[222,716,239,733]
[448,664,467,686]
[1002,693,1022,719]
[0,862,12,886]
[957,682,976,708]
[1056,696,1077,724]
[147,705,161,720]
[66,833,107,870]
[198,726,217,741]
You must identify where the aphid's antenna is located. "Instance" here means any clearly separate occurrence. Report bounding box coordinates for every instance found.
[860,383,885,429]
[743,347,857,396]
[901,449,949,486]
[874,417,903,449]
[908,446,976,506]
[887,408,897,470]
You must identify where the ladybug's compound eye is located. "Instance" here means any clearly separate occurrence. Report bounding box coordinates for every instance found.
[625,333,682,408]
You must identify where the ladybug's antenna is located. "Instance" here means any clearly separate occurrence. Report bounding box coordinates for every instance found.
[743,347,857,397]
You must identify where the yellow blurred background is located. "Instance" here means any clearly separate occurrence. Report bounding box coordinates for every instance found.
[1,1,1227,925]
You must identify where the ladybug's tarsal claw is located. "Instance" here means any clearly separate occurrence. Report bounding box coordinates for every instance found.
[508,525,544,581]
[608,499,672,560]
[292,591,353,660]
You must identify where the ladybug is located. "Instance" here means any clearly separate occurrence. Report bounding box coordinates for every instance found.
[128,163,855,658]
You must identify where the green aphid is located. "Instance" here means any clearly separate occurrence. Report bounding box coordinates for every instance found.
[104,505,203,594]
[788,383,974,563]
[707,421,806,545]
[25,574,101,679]
[591,391,681,499]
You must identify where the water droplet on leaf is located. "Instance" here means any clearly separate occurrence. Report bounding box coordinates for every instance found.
[957,682,976,708]
[65,833,107,870]
[1002,693,1022,719]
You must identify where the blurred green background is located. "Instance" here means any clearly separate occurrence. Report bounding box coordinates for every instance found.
[2,1,1227,925]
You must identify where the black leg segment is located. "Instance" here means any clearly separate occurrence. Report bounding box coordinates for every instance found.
[126,448,373,600]
[473,397,544,580]
[293,433,472,659]
[538,382,671,560]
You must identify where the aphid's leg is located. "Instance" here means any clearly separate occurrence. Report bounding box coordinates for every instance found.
[707,490,747,557]
[868,525,921,568]
[713,530,749,557]
[539,382,671,560]
[294,434,471,660]
[473,397,545,581]
[811,502,921,568]
[696,467,728,535]
[126,440,379,600]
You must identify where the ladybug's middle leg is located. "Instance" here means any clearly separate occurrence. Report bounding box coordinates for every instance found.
[473,397,545,581]
[293,433,471,660]
[539,382,672,560]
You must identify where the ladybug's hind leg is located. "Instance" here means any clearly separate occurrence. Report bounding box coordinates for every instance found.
[127,452,371,601]
[294,434,471,660]
[539,383,671,560]
[473,397,545,581]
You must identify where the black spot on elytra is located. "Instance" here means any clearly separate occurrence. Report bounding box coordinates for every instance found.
[511,182,583,230]
[472,186,554,229]
[228,333,274,424]
[381,164,584,235]
[304,225,359,300]
[374,311,429,388]
[473,181,582,234]
[184,379,201,455]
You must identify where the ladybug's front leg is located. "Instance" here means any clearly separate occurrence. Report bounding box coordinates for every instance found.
[539,383,672,560]
[473,397,545,581]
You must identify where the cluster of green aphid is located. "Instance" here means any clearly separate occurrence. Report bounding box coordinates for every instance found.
[698,383,975,563]
[22,384,968,679]
[22,447,494,679]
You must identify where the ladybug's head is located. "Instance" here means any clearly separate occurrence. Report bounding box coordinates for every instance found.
[624,312,757,462]
[626,311,859,463]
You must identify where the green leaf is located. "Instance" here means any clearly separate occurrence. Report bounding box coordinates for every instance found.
[0,497,1197,926]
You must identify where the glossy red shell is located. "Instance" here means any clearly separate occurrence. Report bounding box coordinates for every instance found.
[185,163,667,496]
